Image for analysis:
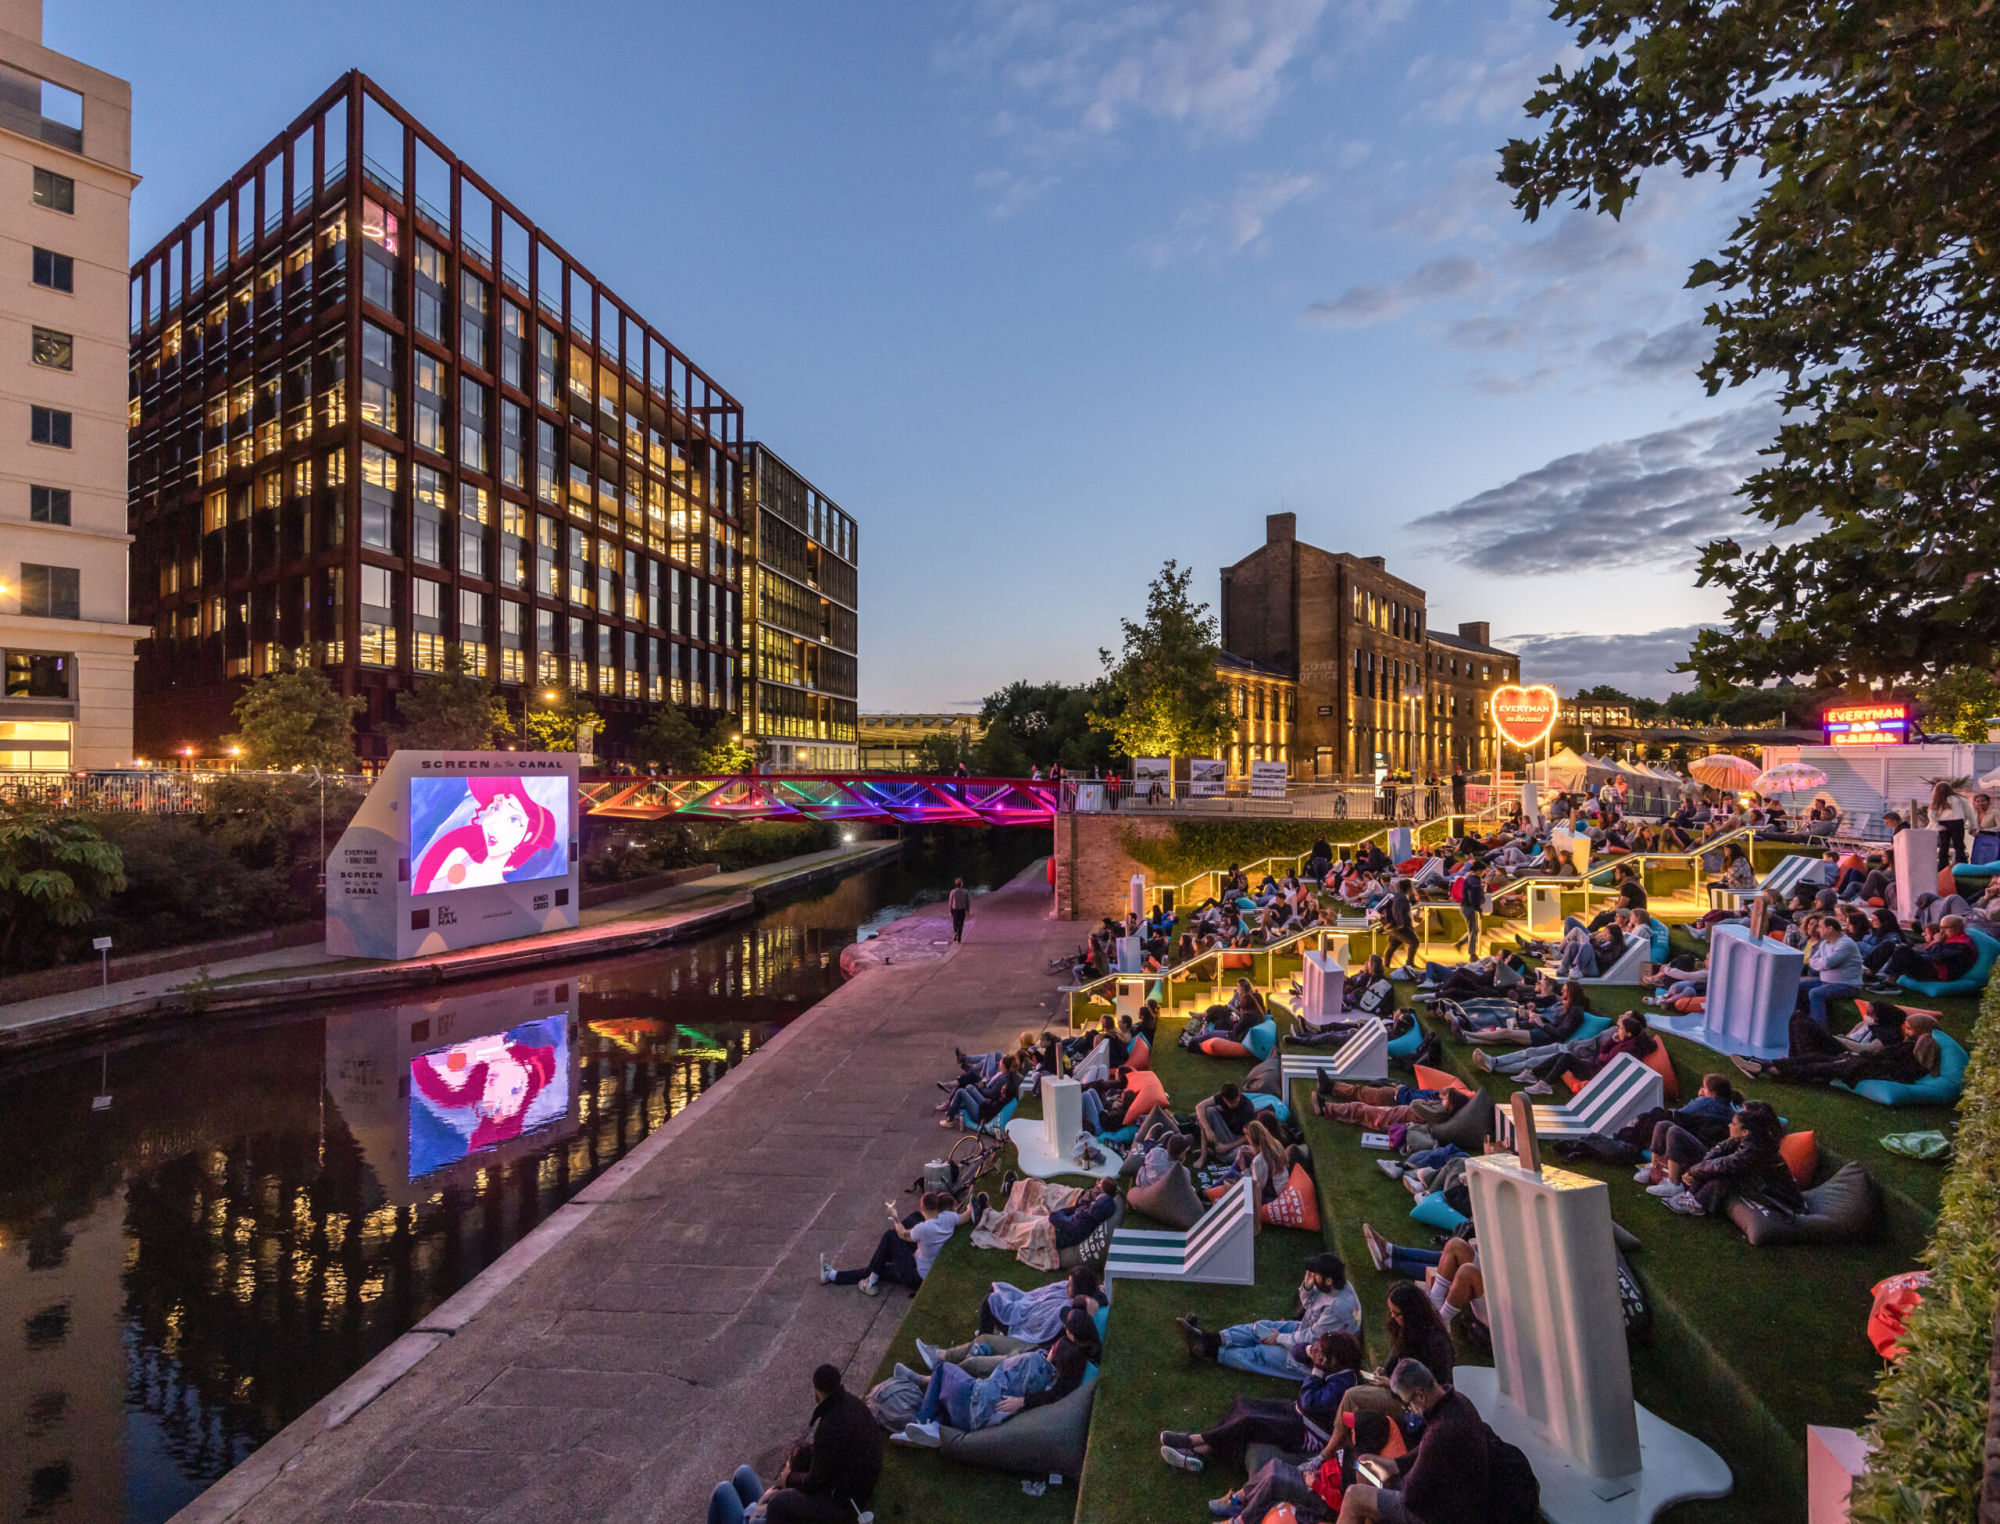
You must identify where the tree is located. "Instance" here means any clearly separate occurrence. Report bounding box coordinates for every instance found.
[694,722,756,775]
[629,702,704,773]
[0,804,126,963]
[389,646,512,751]
[977,680,1117,775]
[1501,3,2000,689]
[225,649,363,771]
[1916,667,2000,742]
[914,732,966,774]
[521,686,597,753]
[1091,561,1234,763]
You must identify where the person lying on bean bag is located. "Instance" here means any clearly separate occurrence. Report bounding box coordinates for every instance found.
[898,1307,1100,1446]
[1158,1330,1365,1475]
[1732,1012,1942,1090]
[1175,1253,1362,1381]
[1311,1074,1468,1131]
[1652,1102,1801,1218]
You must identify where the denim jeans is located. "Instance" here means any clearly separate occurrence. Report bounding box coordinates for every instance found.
[1807,980,1861,1026]
[1387,1243,1441,1279]
[1218,1321,1310,1381]
[708,1466,764,1524]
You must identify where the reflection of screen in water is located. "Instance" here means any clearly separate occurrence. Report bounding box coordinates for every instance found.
[408,775,570,896]
[409,1016,570,1179]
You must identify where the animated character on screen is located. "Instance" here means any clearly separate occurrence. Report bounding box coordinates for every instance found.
[413,777,558,894]
[410,1029,559,1151]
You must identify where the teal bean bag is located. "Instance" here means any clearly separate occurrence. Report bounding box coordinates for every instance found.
[1409,1191,1468,1232]
[1649,917,1670,963]
[981,1098,1020,1135]
[1387,1021,1424,1059]
[1838,1032,1970,1108]
[1246,1092,1292,1125]
[1243,1020,1279,1062]
[1896,928,2000,998]
[1952,862,2000,880]
[1573,1012,1614,1042]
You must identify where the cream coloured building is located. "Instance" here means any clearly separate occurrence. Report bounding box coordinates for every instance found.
[0,0,143,769]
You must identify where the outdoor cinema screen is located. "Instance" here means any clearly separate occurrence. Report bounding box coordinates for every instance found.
[408,1016,571,1179]
[408,774,570,896]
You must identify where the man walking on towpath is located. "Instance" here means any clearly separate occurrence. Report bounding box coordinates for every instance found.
[948,878,972,943]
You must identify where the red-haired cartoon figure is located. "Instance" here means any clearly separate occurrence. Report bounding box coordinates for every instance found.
[412,776,559,895]
[408,1017,568,1173]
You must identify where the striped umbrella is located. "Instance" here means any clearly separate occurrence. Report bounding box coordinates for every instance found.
[1753,761,1829,794]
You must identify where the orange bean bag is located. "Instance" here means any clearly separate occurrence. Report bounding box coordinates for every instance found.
[1779,1129,1818,1188]
[1258,1164,1322,1231]
[1567,1042,1680,1104]
[1201,1038,1252,1058]
[1413,1063,1473,1098]
[1868,1270,1929,1360]
[1671,995,1705,1014]
[1127,1034,1153,1071]
[1124,1068,1169,1116]
[1221,951,1255,971]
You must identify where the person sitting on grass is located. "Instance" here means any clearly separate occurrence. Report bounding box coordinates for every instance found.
[1197,1082,1262,1159]
[1651,1101,1802,1217]
[937,1052,1022,1131]
[1333,1359,1502,1524]
[1132,1127,1191,1188]
[1733,1011,1943,1090]
[1158,1330,1366,1475]
[1204,1118,1296,1205]
[1471,1010,1657,1096]
[1627,1073,1740,1188]
[1330,1275,1458,1429]
[1312,1073,1468,1131]
[947,1031,1039,1086]
[820,1191,958,1297]
[707,1363,880,1524]
[1176,1252,1363,1379]
[898,1306,1101,1446]
[915,1270,1107,1373]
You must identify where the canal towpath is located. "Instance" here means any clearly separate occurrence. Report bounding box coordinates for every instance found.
[0,840,902,1055]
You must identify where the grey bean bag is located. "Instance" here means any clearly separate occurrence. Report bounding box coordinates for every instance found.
[937,1375,1098,1478]
[1426,1084,1496,1154]
[1057,1198,1125,1272]
[1246,1046,1284,1097]
[1126,1163,1206,1230]
[1726,1160,1879,1247]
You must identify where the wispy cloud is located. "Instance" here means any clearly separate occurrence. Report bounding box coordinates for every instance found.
[1409,401,1785,573]
[1139,168,1322,263]
[1589,320,1712,383]
[1302,253,1484,325]
[974,167,1060,218]
[1501,625,1712,700]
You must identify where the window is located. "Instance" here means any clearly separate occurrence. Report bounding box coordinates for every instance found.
[359,443,398,551]
[412,465,445,566]
[18,563,80,619]
[499,400,525,489]
[413,352,446,454]
[29,486,70,524]
[359,565,397,667]
[460,272,489,369]
[32,247,72,291]
[32,168,74,213]
[500,301,527,390]
[359,322,398,432]
[459,378,488,471]
[459,483,488,578]
[31,327,72,370]
[5,651,70,698]
[413,239,447,341]
[535,419,559,502]
[537,327,558,407]
[29,406,70,447]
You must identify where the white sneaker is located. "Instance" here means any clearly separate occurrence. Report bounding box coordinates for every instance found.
[1632,1166,1655,1183]
[1160,1444,1204,1473]
[819,1254,835,1284]
[902,1420,942,1447]
[916,1338,942,1371]
[859,1273,881,1296]
[1522,1080,1553,1097]
[1646,1180,1684,1197]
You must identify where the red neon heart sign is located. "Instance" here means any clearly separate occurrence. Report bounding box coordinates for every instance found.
[1489,685,1560,750]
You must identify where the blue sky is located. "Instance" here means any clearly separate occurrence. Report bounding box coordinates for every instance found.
[59,0,1770,705]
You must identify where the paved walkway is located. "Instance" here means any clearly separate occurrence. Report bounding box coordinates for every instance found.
[0,843,896,1046]
[176,861,1075,1524]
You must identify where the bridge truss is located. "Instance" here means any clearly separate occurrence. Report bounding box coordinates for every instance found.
[579,774,1058,827]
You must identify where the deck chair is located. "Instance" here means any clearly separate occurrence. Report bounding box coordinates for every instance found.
[1279,1016,1390,1087]
[1571,935,1649,986]
[1103,1176,1256,1286]
[1492,1052,1663,1146]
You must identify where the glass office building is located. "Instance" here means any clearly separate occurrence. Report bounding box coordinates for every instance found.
[742,444,857,771]
[126,72,841,765]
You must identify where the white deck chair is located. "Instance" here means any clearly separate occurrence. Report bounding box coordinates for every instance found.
[1103,1177,1256,1286]
[1492,1052,1663,1146]
[1280,1017,1391,1087]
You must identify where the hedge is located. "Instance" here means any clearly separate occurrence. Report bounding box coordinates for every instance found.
[1851,975,2000,1522]
[1116,819,1396,885]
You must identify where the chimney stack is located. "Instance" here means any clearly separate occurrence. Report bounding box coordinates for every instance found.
[1459,621,1491,647]
[1266,512,1296,545]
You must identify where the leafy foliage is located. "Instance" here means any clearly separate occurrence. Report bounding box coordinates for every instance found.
[389,646,513,751]
[1916,667,2000,743]
[1116,820,1389,886]
[1501,2,2000,688]
[224,649,363,771]
[705,819,838,872]
[521,686,597,753]
[975,680,1117,776]
[914,731,967,774]
[628,702,705,773]
[0,805,126,962]
[1851,977,1999,1524]
[1092,561,1234,761]
[695,723,757,775]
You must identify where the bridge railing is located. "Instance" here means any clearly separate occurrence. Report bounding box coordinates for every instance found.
[0,768,369,813]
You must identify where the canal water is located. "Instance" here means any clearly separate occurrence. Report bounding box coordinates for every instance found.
[0,830,1045,1524]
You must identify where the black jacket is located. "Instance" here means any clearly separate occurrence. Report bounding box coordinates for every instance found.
[796,1388,883,1504]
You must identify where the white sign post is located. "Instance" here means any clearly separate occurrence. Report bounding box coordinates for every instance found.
[92,935,112,989]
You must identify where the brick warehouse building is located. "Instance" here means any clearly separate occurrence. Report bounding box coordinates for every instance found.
[1219,513,1518,778]
[124,72,856,767]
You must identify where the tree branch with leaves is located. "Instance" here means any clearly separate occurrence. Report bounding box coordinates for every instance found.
[1091,560,1235,765]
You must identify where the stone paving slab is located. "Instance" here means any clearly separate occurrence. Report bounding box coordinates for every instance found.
[174,860,1072,1524]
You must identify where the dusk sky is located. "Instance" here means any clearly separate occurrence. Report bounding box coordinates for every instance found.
[64,0,1771,707]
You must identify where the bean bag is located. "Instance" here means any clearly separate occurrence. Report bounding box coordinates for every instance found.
[1125,1035,1153,1072]
[1056,1198,1125,1272]
[1426,1084,1496,1155]
[1245,1047,1283,1097]
[1565,1041,1680,1104]
[1247,1092,1293,1125]
[1867,1270,1930,1359]
[1125,1069,1169,1117]
[1413,1063,1472,1097]
[1649,917,1670,963]
[1259,1164,1322,1231]
[1222,950,1256,970]
[1779,1130,1818,1188]
[1409,1191,1468,1232]
[1201,1036,1253,1058]
[1243,1020,1279,1062]
[1896,927,2000,997]
[1387,1020,1424,1059]
[1837,1031,1970,1107]
[980,1098,1019,1135]
[1573,1012,1614,1042]
[937,1374,1098,1477]
[1727,1160,1878,1247]
[1127,1164,1206,1230]
[1098,1123,1138,1147]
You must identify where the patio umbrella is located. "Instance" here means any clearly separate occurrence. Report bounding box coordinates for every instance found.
[1753,761,1829,794]
[1690,753,1760,789]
